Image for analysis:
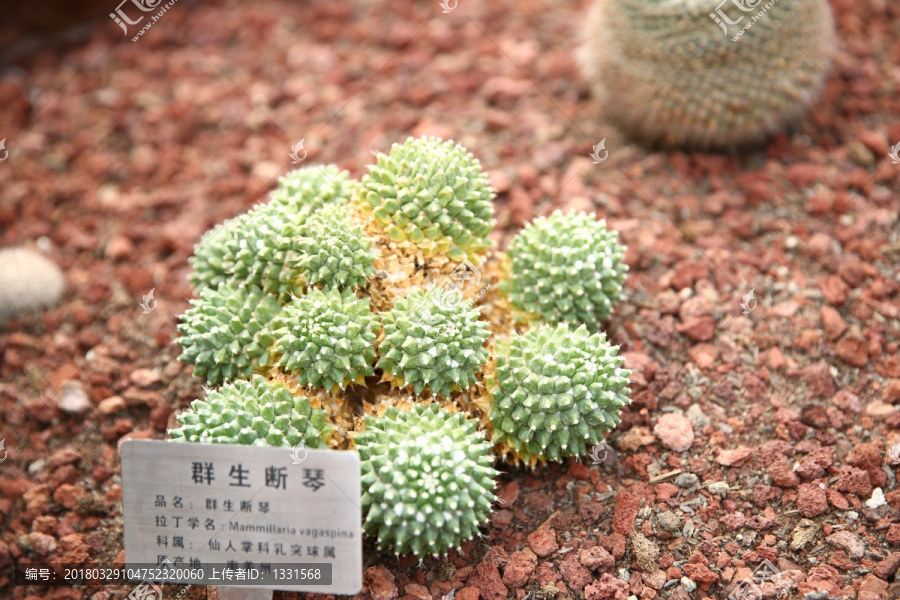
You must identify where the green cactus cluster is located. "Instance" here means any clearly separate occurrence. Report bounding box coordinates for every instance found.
[377,288,490,398]
[506,210,627,328]
[577,0,835,148]
[170,376,332,448]
[356,137,496,260]
[356,404,497,557]
[490,324,631,463]
[170,136,632,558]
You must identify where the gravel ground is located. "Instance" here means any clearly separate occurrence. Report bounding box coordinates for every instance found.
[1,0,899,599]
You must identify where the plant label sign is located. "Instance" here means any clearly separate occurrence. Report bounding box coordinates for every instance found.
[121,440,362,594]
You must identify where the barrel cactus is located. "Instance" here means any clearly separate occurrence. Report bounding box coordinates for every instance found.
[355,136,496,260]
[488,323,631,464]
[577,0,836,148]
[377,287,490,398]
[506,211,627,329]
[172,137,632,558]
[170,375,332,448]
[355,404,497,556]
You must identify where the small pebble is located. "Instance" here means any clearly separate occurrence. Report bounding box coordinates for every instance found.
[58,382,92,415]
[675,473,699,488]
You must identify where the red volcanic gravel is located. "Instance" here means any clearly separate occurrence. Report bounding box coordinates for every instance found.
[2,0,900,598]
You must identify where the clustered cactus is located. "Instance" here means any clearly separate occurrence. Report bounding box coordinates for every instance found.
[170,137,632,557]
[577,0,835,148]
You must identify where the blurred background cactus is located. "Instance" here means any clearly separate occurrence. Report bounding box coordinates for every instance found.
[577,0,836,148]
[0,247,65,326]
[169,136,633,557]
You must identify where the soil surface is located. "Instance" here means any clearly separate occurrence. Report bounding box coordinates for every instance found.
[1,0,899,599]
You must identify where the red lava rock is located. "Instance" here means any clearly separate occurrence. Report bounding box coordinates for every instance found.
[682,562,719,584]
[526,528,558,558]
[129,368,161,388]
[596,533,627,560]
[885,524,900,545]
[858,574,888,600]
[802,362,836,398]
[676,316,716,342]
[467,556,507,600]
[825,531,865,559]
[579,547,615,572]
[612,492,641,535]
[96,395,126,416]
[404,583,431,600]
[496,481,520,508]
[364,565,398,600]
[819,275,849,305]
[584,574,629,600]
[492,510,513,529]
[797,483,829,518]
[716,447,753,467]
[455,587,480,600]
[559,554,593,592]
[827,488,851,510]
[0,478,35,499]
[502,549,537,587]
[847,441,886,487]
[28,531,58,556]
[835,466,873,497]
[836,335,869,367]
[653,413,694,452]
[872,552,900,580]
[52,484,86,509]
[820,306,847,340]
[767,459,799,488]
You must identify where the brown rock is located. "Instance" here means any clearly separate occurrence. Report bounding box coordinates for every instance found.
[802,362,836,398]
[404,584,431,600]
[467,556,507,600]
[584,574,629,600]
[836,335,869,367]
[53,484,86,509]
[847,441,886,487]
[527,528,558,557]
[886,524,900,545]
[825,531,865,559]
[677,316,715,342]
[96,395,126,416]
[835,466,873,497]
[717,447,753,467]
[612,492,641,535]
[629,532,659,572]
[364,566,398,600]
[820,306,847,340]
[579,546,615,572]
[559,554,592,592]
[28,532,58,556]
[768,459,799,488]
[502,549,537,587]
[797,483,829,517]
[653,413,694,452]
[872,552,900,580]
[129,368,161,388]
[496,481,519,508]
[682,562,719,584]
[455,588,479,600]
